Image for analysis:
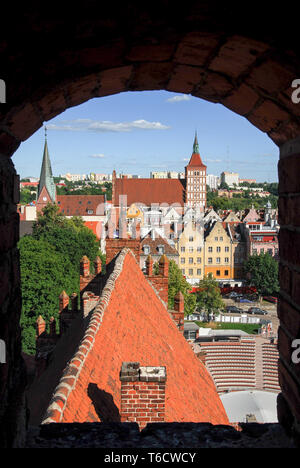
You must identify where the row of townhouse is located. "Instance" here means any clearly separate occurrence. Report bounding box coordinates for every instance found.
[174,203,279,286]
[175,219,247,286]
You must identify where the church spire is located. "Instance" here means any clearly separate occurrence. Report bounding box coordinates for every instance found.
[37,127,56,203]
[193,131,200,154]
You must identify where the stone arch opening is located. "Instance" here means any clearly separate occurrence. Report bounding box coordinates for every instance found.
[1,3,300,447]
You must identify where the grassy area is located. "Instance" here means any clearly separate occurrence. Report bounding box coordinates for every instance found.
[194,321,260,335]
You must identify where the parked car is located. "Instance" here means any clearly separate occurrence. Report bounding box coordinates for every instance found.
[226,305,243,314]
[248,307,268,315]
[263,296,278,304]
[235,296,252,303]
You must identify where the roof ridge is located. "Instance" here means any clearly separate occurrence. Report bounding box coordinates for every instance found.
[41,248,133,424]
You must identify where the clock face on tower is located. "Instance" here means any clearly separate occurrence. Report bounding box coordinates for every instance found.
[43,197,47,201]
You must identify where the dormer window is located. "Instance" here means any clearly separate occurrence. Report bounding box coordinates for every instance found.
[143,245,150,255]
[157,245,164,255]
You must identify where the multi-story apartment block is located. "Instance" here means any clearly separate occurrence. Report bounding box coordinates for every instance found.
[207,174,219,190]
[204,221,232,282]
[176,221,204,284]
[220,171,239,187]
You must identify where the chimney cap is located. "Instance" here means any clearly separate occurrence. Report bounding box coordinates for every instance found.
[81,255,90,263]
[59,290,69,298]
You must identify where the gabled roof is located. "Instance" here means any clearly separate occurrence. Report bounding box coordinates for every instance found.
[141,232,179,257]
[114,178,186,206]
[56,195,105,216]
[30,249,229,426]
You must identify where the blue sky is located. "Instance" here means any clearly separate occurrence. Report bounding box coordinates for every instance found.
[12,90,279,182]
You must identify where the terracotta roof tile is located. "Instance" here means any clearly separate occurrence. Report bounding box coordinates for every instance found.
[114,178,186,206]
[56,195,105,216]
[140,233,179,257]
[41,249,229,426]
[187,153,207,168]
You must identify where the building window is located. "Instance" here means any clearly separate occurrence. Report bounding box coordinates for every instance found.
[224,270,229,276]
[197,269,201,275]
[197,257,201,263]
[208,257,212,264]
[220,237,223,241]
[181,258,185,264]
[208,246,213,252]
[143,245,150,255]
[253,248,258,255]
[225,246,229,252]
[189,269,193,275]
[181,246,185,252]
[216,246,221,252]
[157,245,165,255]
[197,246,202,252]
[225,257,229,263]
[181,269,185,275]
[189,235,194,242]
[189,257,193,264]
[216,257,221,263]
[215,237,218,241]
[268,249,273,255]
[216,270,220,276]
[189,247,193,253]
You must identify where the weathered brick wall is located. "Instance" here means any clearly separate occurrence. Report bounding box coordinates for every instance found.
[0,155,27,448]
[277,137,300,443]
[0,0,300,448]
[120,362,166,430]
[105,238,141,265]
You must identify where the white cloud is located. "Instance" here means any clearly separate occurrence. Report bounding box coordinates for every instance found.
[89,153,106,159]
[166,94,191,103]
[47,118,170,133]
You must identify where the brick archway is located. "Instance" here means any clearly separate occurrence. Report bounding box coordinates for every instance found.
[1,2,300,447]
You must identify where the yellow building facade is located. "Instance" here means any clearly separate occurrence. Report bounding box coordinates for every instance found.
[176,221,204,284]
[204,221,232,281]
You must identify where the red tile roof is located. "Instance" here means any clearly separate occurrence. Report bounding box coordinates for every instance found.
[187,153,206,168]
[39,249,229,426]
[114,178,186,206]
[141,233,179,257]
[56,195,105,216]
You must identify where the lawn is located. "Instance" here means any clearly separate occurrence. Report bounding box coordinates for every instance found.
[194,321,260,335]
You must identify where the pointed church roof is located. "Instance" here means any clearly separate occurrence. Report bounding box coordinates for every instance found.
[37,128,56,203]
[187,132,206,168]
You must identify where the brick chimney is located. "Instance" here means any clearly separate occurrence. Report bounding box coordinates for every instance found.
[36,315,46,337]
[170,290,185,333]
[146,255,169,305]
[120,362,167,430]
[94,256,102,275]
[59,291,69,313]
[80,255,90,278]
[146,254,153,276]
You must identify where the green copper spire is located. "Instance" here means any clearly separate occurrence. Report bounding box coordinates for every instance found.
[37,127,56,202]
[193,131,200,154]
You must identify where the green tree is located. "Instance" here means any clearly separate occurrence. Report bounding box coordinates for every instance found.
[19,204,104,354]
[196,274,225,320]
[153,259,196,316]
[244,252,279,299]
[32,203,103,272]
[18,236,77,354]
